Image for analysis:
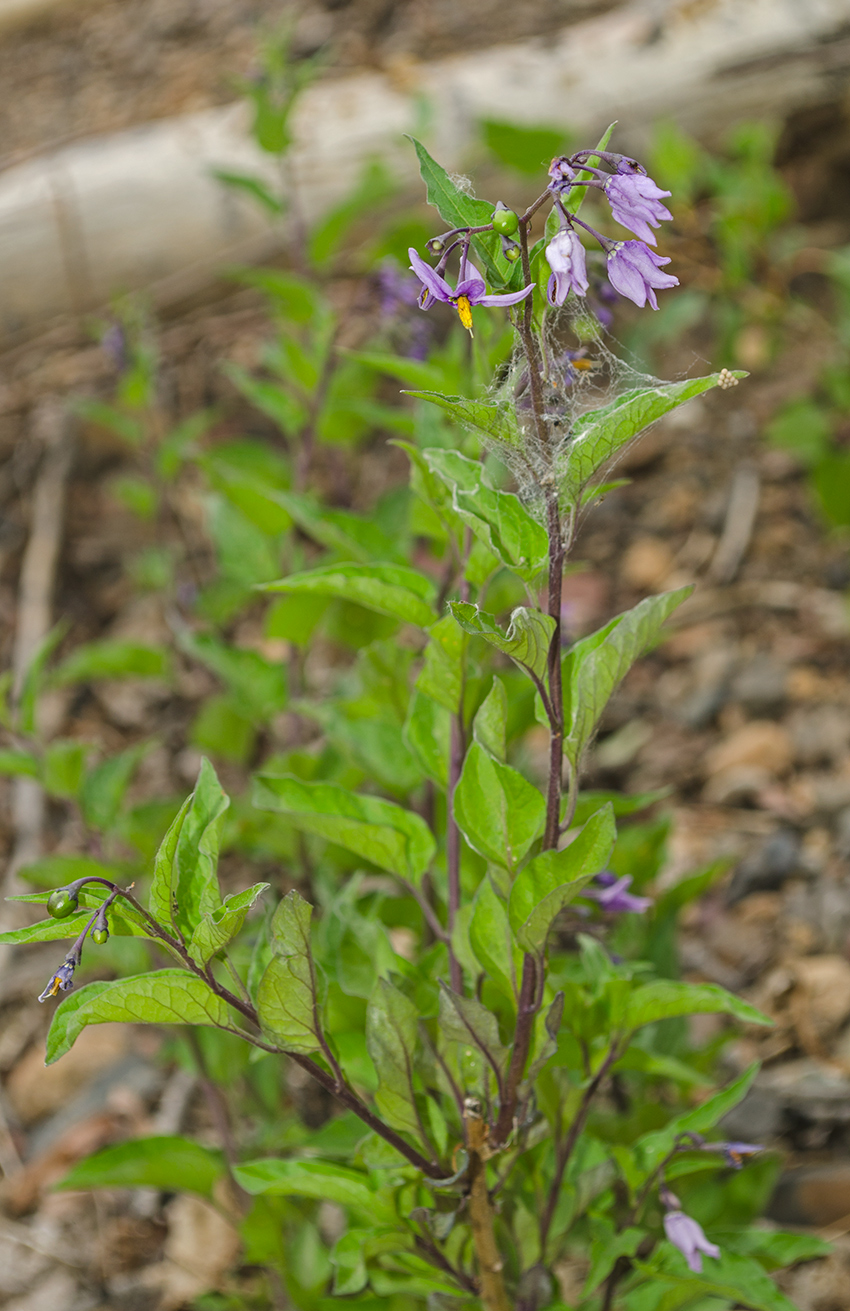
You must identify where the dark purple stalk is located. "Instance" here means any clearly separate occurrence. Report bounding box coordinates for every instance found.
[447,713,465,993]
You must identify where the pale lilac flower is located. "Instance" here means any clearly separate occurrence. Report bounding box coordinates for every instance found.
[408,248,533,334]
[586,872,652,914]
[607,241,678,310]
[663,1210,721,1273]
[605,173,673,246]
[545,228,589,306]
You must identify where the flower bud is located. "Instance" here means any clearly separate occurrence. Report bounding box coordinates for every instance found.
[47,889,79,919]
[492,206,519,237]
[92,927,109,945]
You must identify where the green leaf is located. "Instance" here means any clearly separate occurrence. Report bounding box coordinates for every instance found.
[454,741,545,872]
[260,562,436,628]
[403,690,450,788]
[420,448,547,579]
[234,1158,395,1223]
[17,854,124,890]
[636,1065,760,1175]
[408,136,502,285]
[405,392,521,451]
[561,373,747,503]
[80,742,150,831]
[178,632,287,723]
[451,602,556,685]
[469,877,516,1001]
[508,804,615,953]
[213,169,283,215]
[583,1226,645,1297]
[58,1135,225,1198]
[50,640,170,686]
[148,759,228,939]
[482,119,570,176]
[270,490,397,563]
[713,1228,831,1271]
[366,978,425,1143]
[0,749,39,779]
[253,775,435,885]
[256,890,323,1055]
[188,882,270,966]
[0,910,94,945]
[45,972,242,1064]
[331,1229,368,1295]
[416,614,468,714]
[438,983,508,1084]
[42,739,87,799]
[341,349,446,392]
[564,589,692,768]
[640,1247,801,1311]
[473,676,507,763]
[626,980,771,1031]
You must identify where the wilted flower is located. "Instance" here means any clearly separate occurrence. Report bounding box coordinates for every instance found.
[663,1209,721,1273]
[586,871,652,914]
[545,227,589,306]
[605,173,673,246]
[607,241,678,310]
[408,248,534,334]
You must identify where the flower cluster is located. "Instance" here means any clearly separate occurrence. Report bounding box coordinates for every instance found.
[406,145,678,329]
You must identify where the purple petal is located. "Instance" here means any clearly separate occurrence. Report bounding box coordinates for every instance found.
[477,284,535,307]
[408,248,453,304]
[456,276,488,300]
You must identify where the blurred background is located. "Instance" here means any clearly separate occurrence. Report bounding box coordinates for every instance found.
[3,0,850,1308]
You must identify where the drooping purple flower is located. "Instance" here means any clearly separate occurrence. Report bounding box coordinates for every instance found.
[408,248,533,334]
[38,957,77,1003]
[586,871,652,914]
[377,260,420,318]
[605,173,673,246]
[607,241,678,310]
[545,228,588,306]
[663,1210,721,1274]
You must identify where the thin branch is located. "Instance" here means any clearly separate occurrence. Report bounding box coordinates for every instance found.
[539,1042,620,1252]
[446,713,465,993]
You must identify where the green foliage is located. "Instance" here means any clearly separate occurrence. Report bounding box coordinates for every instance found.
[4,85,815,1311]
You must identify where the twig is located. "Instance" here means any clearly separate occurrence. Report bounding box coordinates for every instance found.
[707,462,760,584]
[446,714,465,992]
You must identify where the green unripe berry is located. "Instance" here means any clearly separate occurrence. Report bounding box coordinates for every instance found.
[504,246,521,263]
[492,208,519,237]
[92,927,109,945]
[47,889,78,919]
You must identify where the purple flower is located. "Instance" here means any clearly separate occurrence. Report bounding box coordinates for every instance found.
[663,1210,721,1273]
[38,958,77,1003]
[408,248,533,334]
[605,173,673,246]
[607,241,678,310]
[587,872,652,914]
[548,156,577,192]
[545,228,588,306]
[701,1141,762,1170]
